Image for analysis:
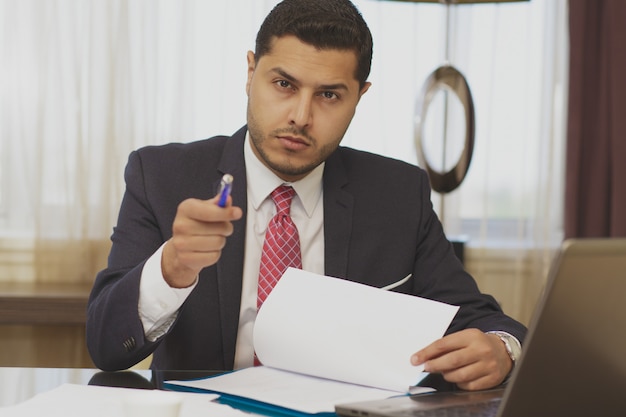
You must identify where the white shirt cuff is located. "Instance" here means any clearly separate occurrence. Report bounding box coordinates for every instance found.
[138,242,198,341]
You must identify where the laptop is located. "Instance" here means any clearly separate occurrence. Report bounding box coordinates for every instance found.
[336,238,626,417]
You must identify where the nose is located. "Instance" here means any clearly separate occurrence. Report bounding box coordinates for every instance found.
[289,94,313,129]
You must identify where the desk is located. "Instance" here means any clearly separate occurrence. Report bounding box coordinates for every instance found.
[0,283,91,325]
[0,283,93,368]
[0,368,453,417]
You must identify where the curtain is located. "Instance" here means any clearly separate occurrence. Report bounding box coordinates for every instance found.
[565,0,626,238]
[443,0,569,324]
[0,0,567,325]
[0,0,273,283]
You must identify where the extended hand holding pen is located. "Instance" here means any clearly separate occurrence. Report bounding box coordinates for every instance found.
[161,175,242,288]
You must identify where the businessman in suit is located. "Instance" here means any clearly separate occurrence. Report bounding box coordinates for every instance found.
[87,0,526,391]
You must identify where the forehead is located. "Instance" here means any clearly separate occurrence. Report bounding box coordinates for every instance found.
[257,35,360,90]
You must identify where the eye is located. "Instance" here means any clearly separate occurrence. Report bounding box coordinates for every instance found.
[320,91,339,101]
[275,80,293,89]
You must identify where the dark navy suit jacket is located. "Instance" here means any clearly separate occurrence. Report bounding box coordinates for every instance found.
[86,126,526,371]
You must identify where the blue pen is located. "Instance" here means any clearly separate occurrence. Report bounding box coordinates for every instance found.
[217,174,234,208]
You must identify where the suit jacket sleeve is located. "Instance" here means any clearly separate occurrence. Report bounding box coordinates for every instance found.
[86,149,168,371]
[86,131,247,372]
[322,148,527,344]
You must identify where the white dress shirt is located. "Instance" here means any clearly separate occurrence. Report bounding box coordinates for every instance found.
[137,133,325,368]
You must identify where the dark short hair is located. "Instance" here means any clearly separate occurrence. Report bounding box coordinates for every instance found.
[255,0,373,89]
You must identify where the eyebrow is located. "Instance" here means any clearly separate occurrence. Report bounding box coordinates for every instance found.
[271,67,350,91]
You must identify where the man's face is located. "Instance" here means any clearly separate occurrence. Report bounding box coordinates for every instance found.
[245,35,370,182]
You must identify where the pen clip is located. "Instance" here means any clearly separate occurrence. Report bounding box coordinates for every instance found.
[380,273,412,291]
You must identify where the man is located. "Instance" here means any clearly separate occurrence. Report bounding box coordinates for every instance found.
[86,0,526,391]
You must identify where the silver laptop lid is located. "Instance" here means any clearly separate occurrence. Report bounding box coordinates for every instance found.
[499,238,626,417]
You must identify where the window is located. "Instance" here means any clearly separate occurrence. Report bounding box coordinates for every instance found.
[343,0,567,250]
[0,0,566,307]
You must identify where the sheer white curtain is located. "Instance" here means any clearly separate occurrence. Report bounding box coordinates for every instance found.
[0,0,567,322]
[0,0,271,283]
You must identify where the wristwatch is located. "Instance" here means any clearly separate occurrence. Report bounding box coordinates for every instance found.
[487,331,522,381]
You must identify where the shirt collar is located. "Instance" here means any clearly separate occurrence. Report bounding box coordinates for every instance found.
[244,132,324,218]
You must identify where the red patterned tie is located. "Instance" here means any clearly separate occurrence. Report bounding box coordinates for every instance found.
[257,185,302,309]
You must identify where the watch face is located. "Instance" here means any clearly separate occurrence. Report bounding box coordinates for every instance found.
[490,332,522,362]
[503,338,516,361]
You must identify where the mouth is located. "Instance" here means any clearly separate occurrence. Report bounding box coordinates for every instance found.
[276,134,310,151]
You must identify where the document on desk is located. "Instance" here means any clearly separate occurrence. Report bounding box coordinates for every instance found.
[166,268,459,414]
[0,383,248,417]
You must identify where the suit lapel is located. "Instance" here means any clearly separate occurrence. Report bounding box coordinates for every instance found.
[215,127,248,369]
[322,149,353,279]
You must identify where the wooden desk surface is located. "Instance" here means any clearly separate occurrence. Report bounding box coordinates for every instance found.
[0,282,92,325]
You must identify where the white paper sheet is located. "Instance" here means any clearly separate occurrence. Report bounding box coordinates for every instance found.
[167,269,457,414]
[168,366,411,414]
[254,268,459,392]
[0,384,247,417]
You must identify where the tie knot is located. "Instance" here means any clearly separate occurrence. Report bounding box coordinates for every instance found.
[270,185,296,216]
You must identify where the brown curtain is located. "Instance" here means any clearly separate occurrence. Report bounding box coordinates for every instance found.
[565,0,626,238]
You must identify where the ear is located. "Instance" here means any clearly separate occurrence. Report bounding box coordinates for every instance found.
[358,82,372,100]
[245,51,256,96]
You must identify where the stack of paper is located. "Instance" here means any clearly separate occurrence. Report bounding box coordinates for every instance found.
[0,384,248,417]
[166,268,458,415]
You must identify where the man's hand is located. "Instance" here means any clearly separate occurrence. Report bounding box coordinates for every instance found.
[162,195,242,288]
[410,328,513,391]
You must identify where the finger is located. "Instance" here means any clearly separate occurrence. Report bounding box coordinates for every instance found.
[412,332,468,365]
[453,366,504,391]
[173,249,223,273]
[422,347,478,374]
[170,234,228,254]
[178,198,242,223]
[162,237,222,288]
[425,338,509,391]
[434,358,485,383]
[173,215,235,239]
[206,195,243,219]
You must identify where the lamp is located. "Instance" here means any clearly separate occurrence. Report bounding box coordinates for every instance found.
[388,0,526,3]
[381,0,529,194]
[379,0,529,262]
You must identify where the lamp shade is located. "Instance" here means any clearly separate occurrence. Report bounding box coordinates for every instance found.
[380,0,528,4]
